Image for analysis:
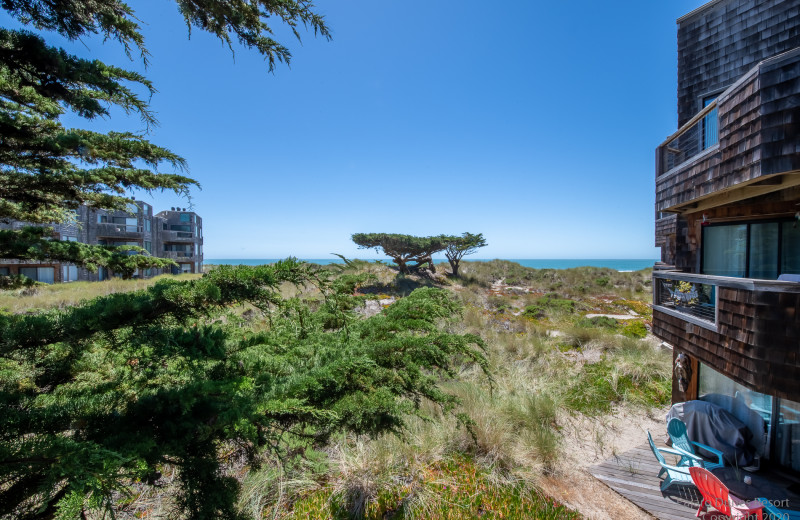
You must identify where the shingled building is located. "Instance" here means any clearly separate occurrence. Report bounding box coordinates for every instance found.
[653,0,800,474]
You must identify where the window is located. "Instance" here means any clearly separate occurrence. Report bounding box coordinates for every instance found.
[782,224,800,275]
[0,267,9,276]
[111,217,138,232]
[20,267,54,284]
[702,96,718,150]
[98,214,108,223]
[61,235,78,242]
[127,203,139,214]
[775,398,800,473]
[702,224,746,277]
[171,224,191,232]
[702,219,800,280]
[144,241,152,254]
[180,213,191,223]
[144,219,151,232]
[62,265,78,282]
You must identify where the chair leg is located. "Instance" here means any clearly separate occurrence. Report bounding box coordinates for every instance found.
[660,475,671,491]
[696,499,706,518]
[658,467,666,478]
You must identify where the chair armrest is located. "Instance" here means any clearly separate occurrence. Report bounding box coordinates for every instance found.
[657,460,692,474]
[730,498,763,514]
[668,445,705,461]
[689,441,725,465]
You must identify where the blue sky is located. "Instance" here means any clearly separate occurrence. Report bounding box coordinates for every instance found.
[5,1,708,259]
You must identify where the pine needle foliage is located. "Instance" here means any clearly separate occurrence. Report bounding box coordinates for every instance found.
[0,260,489,519]
[0,0,330,271]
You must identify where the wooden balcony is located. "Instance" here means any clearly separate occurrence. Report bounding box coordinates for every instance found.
[95,223,144,240]
[655,48,800,215]
[652,271,800,400]
[160,230,196,242]
[160,251,195,261]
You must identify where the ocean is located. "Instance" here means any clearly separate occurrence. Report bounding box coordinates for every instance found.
[204,258,658,272]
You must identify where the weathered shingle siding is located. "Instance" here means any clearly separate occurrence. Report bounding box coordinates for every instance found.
[677,0,800,126]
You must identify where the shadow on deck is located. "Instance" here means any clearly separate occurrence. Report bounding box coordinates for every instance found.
[591,438,800,520]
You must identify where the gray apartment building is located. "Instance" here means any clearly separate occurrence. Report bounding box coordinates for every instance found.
[0,202,203,283]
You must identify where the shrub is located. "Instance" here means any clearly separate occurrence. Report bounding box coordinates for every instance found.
[621,320,648,339]
[576,316,618,329]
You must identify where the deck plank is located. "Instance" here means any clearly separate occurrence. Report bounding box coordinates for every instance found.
[591,439,800,520]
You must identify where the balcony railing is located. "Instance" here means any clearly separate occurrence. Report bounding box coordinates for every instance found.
[654,272,717,326]
[658,101,718,175]
[161,230,195,242]
[161,251,194,259]
[96,223,144,237]
[653,270,800,331]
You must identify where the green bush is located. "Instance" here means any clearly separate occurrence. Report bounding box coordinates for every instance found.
[621,320,648,339]
[576,316,618,329]
[595,276,610,287]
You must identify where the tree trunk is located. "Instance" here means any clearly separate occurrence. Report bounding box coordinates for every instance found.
[395,258,409,274]
[449,259,459,277]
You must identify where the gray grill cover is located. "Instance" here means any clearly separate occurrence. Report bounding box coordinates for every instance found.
[666,400,756,467]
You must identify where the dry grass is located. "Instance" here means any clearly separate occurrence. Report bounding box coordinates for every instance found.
[3,261,669,519]
[0,274,202,313]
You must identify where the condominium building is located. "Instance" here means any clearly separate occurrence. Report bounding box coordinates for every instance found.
[653,0,800,473]
[0,202,203,282]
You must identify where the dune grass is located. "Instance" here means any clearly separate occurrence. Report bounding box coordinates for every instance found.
[2,260,669,519]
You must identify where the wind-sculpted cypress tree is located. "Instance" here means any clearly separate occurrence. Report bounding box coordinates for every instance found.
[351,233,448,274]
[0,260,489,518]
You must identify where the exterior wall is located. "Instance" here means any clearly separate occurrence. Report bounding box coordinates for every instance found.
[155,210,204,274]
[0,202,204,282]
[653,285,800,401]
[656,49,800,216]
[662,187,800,274]
[677,0,800,126]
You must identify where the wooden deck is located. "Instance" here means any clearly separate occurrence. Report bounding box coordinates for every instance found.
[591,438,800,520]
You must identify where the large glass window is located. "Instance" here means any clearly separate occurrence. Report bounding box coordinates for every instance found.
[61,265,78,282]
[20,267,54,284]
[782,224,800,275]
[774,398,800,473]
[171,224,191,232]
[703,220,800,280]
[0,267,9,276]
[699,364,771,457]
[703,224,746,277]
[180,213,191,223]
[749,222,779,280]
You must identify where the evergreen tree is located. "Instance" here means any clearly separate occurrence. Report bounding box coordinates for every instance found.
[442,232,487,277]
[0,261,488,518]
[351,233,448,274]
[0,0,329,272]
[0,3,492,518]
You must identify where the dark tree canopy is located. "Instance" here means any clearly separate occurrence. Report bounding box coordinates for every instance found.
[443,232,487,277]
[0,261,488,519]
[352,233,448,274]
[0,0,330,273]
[0,4,494,519]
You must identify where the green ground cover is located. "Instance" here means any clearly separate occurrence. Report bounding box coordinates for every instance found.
[1,260,669,519]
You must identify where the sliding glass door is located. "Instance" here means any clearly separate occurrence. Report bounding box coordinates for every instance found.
[702,219,799,280]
